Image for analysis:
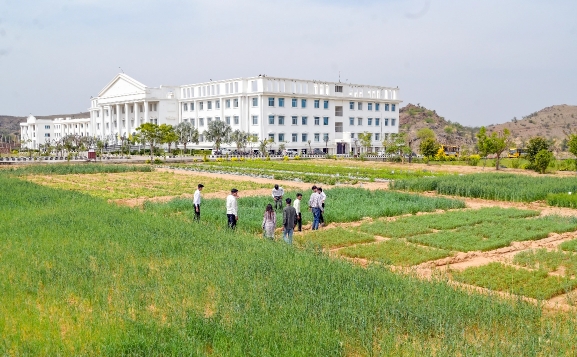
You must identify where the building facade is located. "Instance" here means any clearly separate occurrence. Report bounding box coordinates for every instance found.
[20,115,91,149]
[23,74,402,153]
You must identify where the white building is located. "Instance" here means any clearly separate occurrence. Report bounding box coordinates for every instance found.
[20,115,91,149]
[23,74,402,154]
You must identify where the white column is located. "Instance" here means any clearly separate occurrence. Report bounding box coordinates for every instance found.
[134,102,139,130]
[115,104,120,141]
[124,103,129,138]
[144,101,149,124]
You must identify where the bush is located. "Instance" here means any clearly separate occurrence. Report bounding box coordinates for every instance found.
[510,159,521,169]
[534,150,553,174]
[231,157,238,162]
[153,158,163,164]
[283,156,289,161]
[294,155,301,160]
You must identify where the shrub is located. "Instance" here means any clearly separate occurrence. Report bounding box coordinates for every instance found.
[231,157,238,162]
[153,158,164,164]
[283,156,289,161]
[294,155,301,160]
[534,149,553,174]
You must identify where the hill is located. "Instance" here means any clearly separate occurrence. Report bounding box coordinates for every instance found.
[486,104,577,150]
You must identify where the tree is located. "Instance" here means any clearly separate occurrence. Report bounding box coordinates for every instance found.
[534,149,553,174]
[204,120,232,151]
[525,136,551,168]
[417,128,436,141]
[174,122,198,155]
[419,138,440,164]
[568,134,577,172]
[259,138,273,156]
[476,127,511,171]
[387,133,412,164]
[135,123,162,162]
[247,134,258,156]
[230,130,248,153]
[358,132,372,153]
[159,124,178,154]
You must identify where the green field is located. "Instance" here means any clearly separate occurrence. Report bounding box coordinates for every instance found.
[295,227,376,248]
[5,165,577,354]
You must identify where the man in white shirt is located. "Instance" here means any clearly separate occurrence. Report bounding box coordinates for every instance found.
[272,184,284,210]
[293,193,302,232]
[308,185,323,230]
[193,183,204,222]
[226,188,239,229]
[318,187,326,226]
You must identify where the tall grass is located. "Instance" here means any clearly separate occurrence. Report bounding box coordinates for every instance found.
[4,173,577,354]
[6,163,152,176]
[392,173,577,202]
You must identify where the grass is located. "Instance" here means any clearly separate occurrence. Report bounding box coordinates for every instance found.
[547,193,577,208]
[408,215,577,252]
[5,172,577,355]
[338,239,452,266]
[294,227,375,248]
[5,163,153,175]
[23,170,273,200]
[143,187,466,234]
[452,262,577,300]
[392,173,577,203]
[514,249,577,277]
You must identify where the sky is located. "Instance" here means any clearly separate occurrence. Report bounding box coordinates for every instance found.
[0,0,576,126]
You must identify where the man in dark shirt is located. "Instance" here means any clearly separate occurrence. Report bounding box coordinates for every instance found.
[282,197,297,244]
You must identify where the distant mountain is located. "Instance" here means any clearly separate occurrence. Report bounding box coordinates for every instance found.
[0,112,90,138]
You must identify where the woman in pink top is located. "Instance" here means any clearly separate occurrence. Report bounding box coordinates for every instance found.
[262,204,276,240]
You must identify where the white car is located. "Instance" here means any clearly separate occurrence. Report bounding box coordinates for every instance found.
[285,149,299,156]
[211,148,232,155]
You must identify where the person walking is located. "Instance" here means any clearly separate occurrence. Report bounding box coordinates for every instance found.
[308,185,323,230]
[318,187,326,227]
[262,203,276,240]
[226,188,239,230]
[294,193,302,232]
[282,198,297,244]
[193,183,204,222]
[272,184,284,210]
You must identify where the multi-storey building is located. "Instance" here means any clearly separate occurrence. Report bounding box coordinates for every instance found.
[23,74,402,153]
[20,115,91,149]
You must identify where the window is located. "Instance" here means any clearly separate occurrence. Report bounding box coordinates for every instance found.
[368,118,373,125]
[225,116,231,125]
[292,98,297,107]
[207,117,212,125]
[350,133,355,139]
[105,109,109,116]
[335,122,343,132]
[302,133,308,142]
[314,117,320,125]
[215,117,221,121]
[207,101,212,110]
[183,103,188,111]
[314,99,320,108]
[191,119,196,127]
[269,115,275,125]
[292,133,298,142]
[349,117,354,125]
[278,116,285,125]
[375,103,380,111]
[252,115,258,125]
[314,133,320,142]
[385,103,390,111]
[391,104,396,112]
[190,102,195,111]
[323,100,329,109]
[323,133,329,142]
[106,123,109,129]
[44,125,50,129]
[268,133,275,141]
[234,116,239,125]
[335,85,343,93]
[349,101,354,110]
[278,133,285,142]
[268,97,275,107]
[216,100,220,109]
[358,118,363,125]
[368,103,373,111]
[323,117,329,125]
[358,102,362,110]
[199,118,205,126]
[278,98,285,107]
[384,118,389,126]
[375,133,380,141]
[291,116,298,125]
[226,99,231,108]
[375,118,380,126]
[302,116,308,125]
[44,133,50,137]
[97,123,100,129]
[199,102,204,110]
[385,133,389,140]
[301,99,307,108]
[335,106,343,116]
[233,99,239,108]
[391,118,396,126]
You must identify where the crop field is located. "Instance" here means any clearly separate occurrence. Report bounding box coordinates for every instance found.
[143,187,465,234]
[452,262,577,300]
[5,163,577,354]
[170,159,444,185]
[392,173,577,202]
[22,170,271,200]
[514,249,577,277]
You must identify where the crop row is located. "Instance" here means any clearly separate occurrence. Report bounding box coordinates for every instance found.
[514,248,577,277]
[3,171,570,355]
[5,163,153,176]
[392,173,577,202]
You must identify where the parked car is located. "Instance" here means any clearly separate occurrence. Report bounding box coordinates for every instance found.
[285,149,299,156]
[211,148,232,155]
[312,148,324,155]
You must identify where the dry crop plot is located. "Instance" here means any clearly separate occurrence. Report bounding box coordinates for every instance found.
[24,171,273,200]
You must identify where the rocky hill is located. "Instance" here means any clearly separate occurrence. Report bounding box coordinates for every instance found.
[486,104,577,150]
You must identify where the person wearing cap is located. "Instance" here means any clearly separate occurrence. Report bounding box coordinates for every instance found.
[193,183,204,222]
[226,188,239,229]
[272,184,284,210]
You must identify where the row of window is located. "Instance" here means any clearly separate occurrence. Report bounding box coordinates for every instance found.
[182,99,397,112]
[97,103,158,117]
[349,133,382,141]
[349,117,396,126]
[181,115,396,127]
[266,132,329,143]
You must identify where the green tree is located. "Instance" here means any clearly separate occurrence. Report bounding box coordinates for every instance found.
[419,137,440,164]
[534,149,553,174]
[476,127,511,170]
[204,120,232,151]
[417,128,436,141]
[525,136,551,168]
[174,122,199,155]
[387,133,412,164]
[230,130,248,153]
[159,124,178,154]
[135,123,162,162]
[358,132,372,153]
[259,138,273,156]
[568,134,577,171]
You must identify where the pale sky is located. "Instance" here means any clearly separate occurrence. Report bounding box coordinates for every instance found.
[1,0,576,126]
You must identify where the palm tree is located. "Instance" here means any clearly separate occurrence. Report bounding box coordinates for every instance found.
[174,122,198,155]
[230,130,248,154]
[204,120,232,151]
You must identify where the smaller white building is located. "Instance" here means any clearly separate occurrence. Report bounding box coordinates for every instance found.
[20,115,90,149]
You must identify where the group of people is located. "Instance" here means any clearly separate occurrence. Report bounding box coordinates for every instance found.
[192,183,327,244]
